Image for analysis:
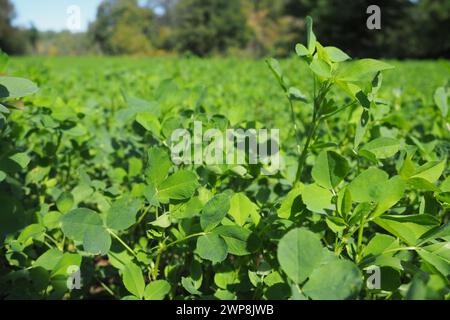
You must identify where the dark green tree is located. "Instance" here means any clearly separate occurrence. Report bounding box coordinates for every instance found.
[172,0,251,56]
[407,0,450,58]
[89,0,155,55]
[0,0,26,54]
[283,0,412,57]
[25,24,39,54]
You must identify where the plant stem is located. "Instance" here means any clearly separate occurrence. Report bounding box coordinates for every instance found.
[60,235,65,251]
[356,216,367,263]
[294,120,319,184]
[151,232,207,280]
[44,233,61,249]
[64,153,72,187]
[288,98,302,155]
[153,246,163,280]
[334,226,359,256]
[43,240,54,250]
[98,278,116,298]
[107,229,138,258]
[294,82,332,184]
[136,205,151,225]
[164,232,207,250]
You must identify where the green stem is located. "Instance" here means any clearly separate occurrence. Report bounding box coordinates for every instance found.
[98,279,117,298]
[136,205,151,225]
[153,247,163,280]
[107,229,138,258]
[321,100,357,120]
[294,83,332,184]
[165,232,206,250]
[353,149,361,175]
[43,240,54,250]
[44,233,61,249]
[324,120,334,141]
[60,235,66,251]
[64,153,72,187]
[356,216,367,263]
[151,232,207,280]
[294,120,319,184]
[334,226,358,256]
[288,98,302,156]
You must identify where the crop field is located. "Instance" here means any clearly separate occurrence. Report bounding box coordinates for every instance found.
[1,26,449,300]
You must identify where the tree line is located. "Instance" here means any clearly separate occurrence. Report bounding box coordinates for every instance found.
[1,0,449,58]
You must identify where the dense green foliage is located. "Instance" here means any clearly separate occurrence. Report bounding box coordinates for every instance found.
[89,0,155,55]
[2,0,450,58]
[0,19,449,300]
[0,0,29,54]
[170,0,250,56]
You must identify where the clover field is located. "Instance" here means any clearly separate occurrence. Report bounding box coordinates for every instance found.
[1,48,449,300]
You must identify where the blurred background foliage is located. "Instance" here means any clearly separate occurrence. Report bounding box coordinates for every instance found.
[0,0,449,58]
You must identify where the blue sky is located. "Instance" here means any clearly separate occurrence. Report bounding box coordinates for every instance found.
[12,0,103,32]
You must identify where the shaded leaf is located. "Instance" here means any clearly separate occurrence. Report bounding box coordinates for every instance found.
[361,137,400,159]
[302,184,333,214]
[146,147,171,185]
[277,187,303,219]
[106,196,142,231]
[144,280,171,300]
[337,59,394,82]
[312,150,349,189]
[122,262,145,299]
[434,87,448,117]
[214,225,256,256]
[200,193,230,231]
[324,46,350,62]
[0,76,39,99]
[196,233,227,263]
[277,228,324,283]
[374,214,440,246]
[228,193,258,226]
[158,170,199,203]
[303,260,362,300]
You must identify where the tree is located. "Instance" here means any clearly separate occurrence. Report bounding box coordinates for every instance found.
[0,0,27,54]
[25,24,39,54]
[282,0,412,58]
[407,0,450,58]
[171,0,251,56]
[243,0,296,57]
[89,0,154,55]
[36,31,94,56]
